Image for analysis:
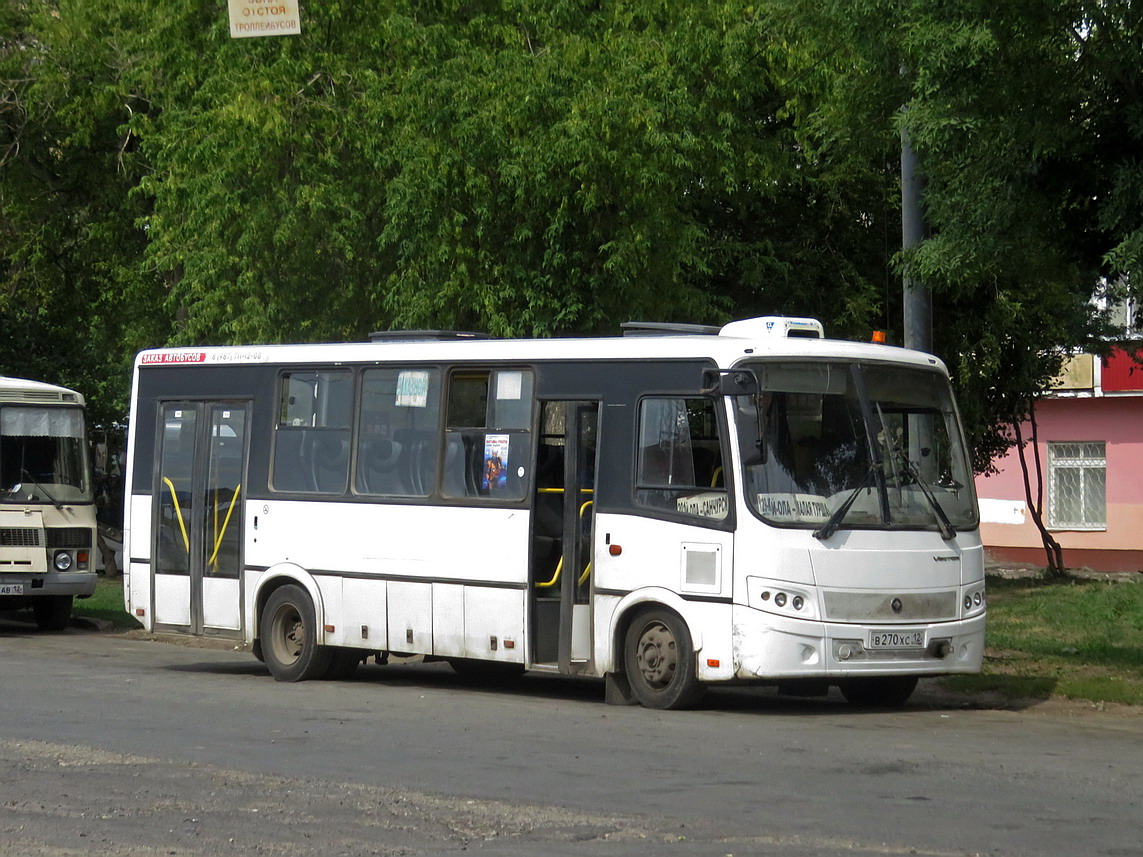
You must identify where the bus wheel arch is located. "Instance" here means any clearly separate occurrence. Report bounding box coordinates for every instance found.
[251,564,325,645]
[612,597,706,710]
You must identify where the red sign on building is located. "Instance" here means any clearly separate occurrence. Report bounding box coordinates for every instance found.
[1102,346,1143,392]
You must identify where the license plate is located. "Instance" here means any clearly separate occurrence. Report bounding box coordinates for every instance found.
[868,629,925,649]
[0,583,24,596]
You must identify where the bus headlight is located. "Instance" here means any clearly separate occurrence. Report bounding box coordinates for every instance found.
[53,551,73,571]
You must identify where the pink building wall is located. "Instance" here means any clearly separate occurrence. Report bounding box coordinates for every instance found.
[974,396,1143,572]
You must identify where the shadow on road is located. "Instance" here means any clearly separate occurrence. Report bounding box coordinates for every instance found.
[161,653,1060,716]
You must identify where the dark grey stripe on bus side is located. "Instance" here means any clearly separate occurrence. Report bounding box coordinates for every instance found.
[592,586,733,605]
[248,565,530,591]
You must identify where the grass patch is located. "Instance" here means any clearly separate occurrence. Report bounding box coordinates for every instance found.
[74,578,139,630]
[942,575,1143,705]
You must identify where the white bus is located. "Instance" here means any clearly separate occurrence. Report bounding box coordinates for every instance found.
[122,317,985,709]
[0,377,99,630]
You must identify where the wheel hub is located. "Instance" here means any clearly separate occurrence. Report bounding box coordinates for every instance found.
[636,622,677,687]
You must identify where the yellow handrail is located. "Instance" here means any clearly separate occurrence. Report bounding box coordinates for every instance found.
[537,557,562,588]
[208,483,242,569]
[711,466,724,488]
[161,476,190,553]
[535,500,594,589]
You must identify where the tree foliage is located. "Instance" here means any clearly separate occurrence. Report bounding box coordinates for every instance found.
[768,0,1142,468]
[2,0,1141,466]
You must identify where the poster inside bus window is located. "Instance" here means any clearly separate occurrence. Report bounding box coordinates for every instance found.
[483,434,510,490]
[395,370,430,408]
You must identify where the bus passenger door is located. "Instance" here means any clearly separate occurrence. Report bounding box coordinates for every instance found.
[154,402,249,636]
[530,401,598,671]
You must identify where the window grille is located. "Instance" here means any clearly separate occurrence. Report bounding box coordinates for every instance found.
[1047,442,1106,530]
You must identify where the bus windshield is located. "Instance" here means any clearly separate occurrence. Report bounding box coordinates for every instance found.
[735,361,976,533]
[0,406,91,505]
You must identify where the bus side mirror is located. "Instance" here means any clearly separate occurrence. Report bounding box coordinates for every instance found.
[703,369,759,396]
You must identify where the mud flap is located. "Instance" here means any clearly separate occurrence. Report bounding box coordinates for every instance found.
[604,671,638,705]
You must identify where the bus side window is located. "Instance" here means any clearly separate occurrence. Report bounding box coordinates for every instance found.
[443,369,533,501]
[356,368,440,497]
[271,370,353,494]
[635,397,728,521]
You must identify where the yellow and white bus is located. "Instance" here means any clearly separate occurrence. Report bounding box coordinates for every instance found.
[122,317,985,708]
[0,377,98,630]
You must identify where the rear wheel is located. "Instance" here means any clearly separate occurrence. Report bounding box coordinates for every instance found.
[838,676,919,708]
[260,585,331,682]
[623,609,705,710]
[33,595,72,632]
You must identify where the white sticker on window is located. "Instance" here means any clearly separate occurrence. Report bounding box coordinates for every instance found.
[496,371,523,400]
[676,492,729,519]
[757,493,830,522]
[395,370,430,408]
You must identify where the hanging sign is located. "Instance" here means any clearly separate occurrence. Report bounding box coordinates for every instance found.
[228,0,301,39]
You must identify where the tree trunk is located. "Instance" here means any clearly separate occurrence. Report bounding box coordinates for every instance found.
[1014,401,1065,577]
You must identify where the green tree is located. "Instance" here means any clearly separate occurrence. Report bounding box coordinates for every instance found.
[768,0,1141,468]
[1,0,168,424]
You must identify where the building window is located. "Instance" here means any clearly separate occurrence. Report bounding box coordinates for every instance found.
[1048,442,1106,530]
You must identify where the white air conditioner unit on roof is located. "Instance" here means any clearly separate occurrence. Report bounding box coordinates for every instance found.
[719,316,824,339]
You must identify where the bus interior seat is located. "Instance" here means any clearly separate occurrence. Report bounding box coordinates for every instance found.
[358,437,405,495]
[309,432,349,493]
[392,429,431,495]
[443,434,478,497]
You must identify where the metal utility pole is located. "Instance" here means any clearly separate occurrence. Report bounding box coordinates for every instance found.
[901,121,932,354]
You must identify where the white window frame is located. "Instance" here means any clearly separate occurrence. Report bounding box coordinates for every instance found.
[1047,441,1107,531]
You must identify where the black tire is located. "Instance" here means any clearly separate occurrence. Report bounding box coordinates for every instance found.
[837,675,919,708]
[623,609,705,710]
[259,584,331,682]
[33,595,73,632]
[447,658,526,682]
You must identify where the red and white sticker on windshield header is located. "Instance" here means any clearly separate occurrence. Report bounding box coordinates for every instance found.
[140,351,207,365]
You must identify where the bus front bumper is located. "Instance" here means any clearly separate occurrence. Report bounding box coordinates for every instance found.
[730,605,986,680]
[0,572,98,601]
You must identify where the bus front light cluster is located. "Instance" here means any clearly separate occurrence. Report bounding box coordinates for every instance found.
[53,550,73,572]
[747,577,818,620]
[962,586,986,616]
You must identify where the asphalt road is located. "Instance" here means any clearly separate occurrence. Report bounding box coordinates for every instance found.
[1,615,1141,857]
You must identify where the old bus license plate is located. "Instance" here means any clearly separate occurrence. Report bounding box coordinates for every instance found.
[868,630,925,649]
[0,583,24,596]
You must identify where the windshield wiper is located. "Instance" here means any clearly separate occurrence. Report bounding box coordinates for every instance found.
[894,453,956,540]
[813,462,878,541]
[21,468,64,510]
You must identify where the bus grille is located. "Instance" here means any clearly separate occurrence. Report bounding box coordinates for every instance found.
[46,528,92,549]
[822,590,958,623]
[0,528,42,547]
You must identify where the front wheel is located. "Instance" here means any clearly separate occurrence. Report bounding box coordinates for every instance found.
[259,584,331,682]
[623,609,705,710]
[837,675,918,708]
